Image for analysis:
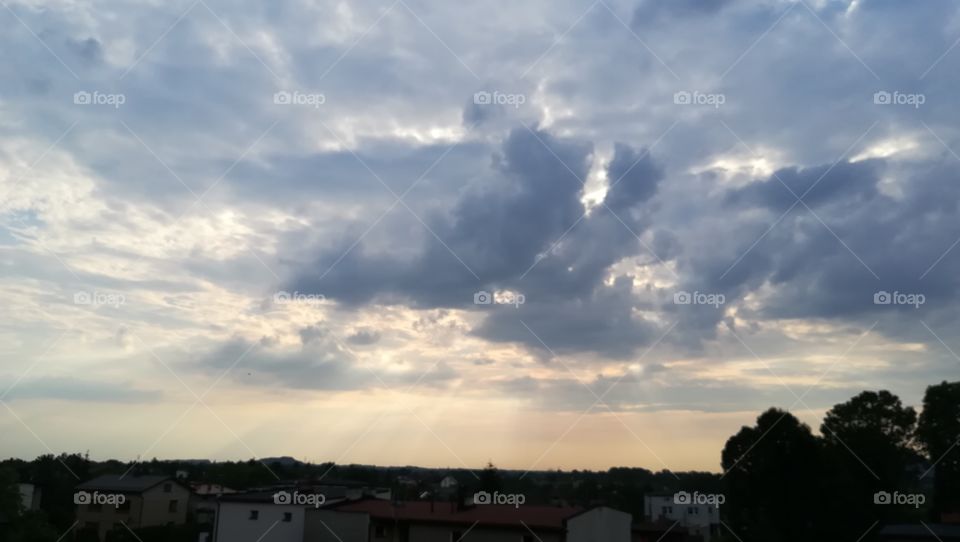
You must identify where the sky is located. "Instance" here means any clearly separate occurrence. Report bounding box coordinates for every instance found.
[2,0,960,475]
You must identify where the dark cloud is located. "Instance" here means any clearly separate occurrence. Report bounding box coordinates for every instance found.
[666,155,960,350]
[288,129,674,357]
[192,336,458,392]
[347,328,381,345]
[3,377,162,403]
[633,0,736,22]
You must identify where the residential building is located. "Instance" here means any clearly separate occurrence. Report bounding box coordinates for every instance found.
[632,522,690,542]
[74,475,190,541]
[306,499,635,541]
[190,482,237,536]
[879,524,960,541]
[645,493,719,542]
[18,483,41,511]
[214,486,349,542]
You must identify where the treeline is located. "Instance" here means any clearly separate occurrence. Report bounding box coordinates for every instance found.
[720,381,960,542]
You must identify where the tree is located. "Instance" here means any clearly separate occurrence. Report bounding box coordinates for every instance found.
[478,462,503,493]
[721,408,827,542]
[0,468,59,542]
[0,468,23,519]
[820,391,921,536]
[27,453,91,531]
[916,381,960,515]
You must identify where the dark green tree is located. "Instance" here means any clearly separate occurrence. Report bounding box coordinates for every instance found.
[721,408,827,542]
[27,453,90,531]
[478,462,503,493]
[0,468,59,542]
[820,391,921,538]
[916,381,960,516]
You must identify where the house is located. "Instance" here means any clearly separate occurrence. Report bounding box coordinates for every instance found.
[879,524,960,541]
[645,493,719,542]
[439,476,459,489]
[306,498,635,541]
[214,486,347,542]
[632,522,691,542]
[189,483,237,533]
[74,475,190,541]
[18,483,41,511]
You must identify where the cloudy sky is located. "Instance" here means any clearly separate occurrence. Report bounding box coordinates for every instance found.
[2,0,960,474]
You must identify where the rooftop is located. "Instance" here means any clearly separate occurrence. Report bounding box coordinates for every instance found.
[76,475,173,493]
[880,524,960,539]
[220,486,348,504]
[330,499,584,531]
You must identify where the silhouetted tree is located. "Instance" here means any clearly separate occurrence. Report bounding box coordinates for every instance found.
[479,462,502,493]
[0,468,60,542]
[916,381,960,516]
[820,390,920,538]
[721,408,827,542]
[26,453,90,531]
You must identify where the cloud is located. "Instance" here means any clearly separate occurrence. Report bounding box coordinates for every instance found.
[191,334,459,392]
[2,377,162,403]
[347,328,381,345]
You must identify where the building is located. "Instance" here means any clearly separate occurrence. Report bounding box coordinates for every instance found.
[645,493,719,542]
[74,475,190,541]
[306,499,635,541]
[18,483,41,511]
[189,483,237,536]
[879,524,960,541]
[632,522,690,542]
[214,486,350,542]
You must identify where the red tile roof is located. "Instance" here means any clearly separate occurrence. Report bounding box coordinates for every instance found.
[332,500,584,530]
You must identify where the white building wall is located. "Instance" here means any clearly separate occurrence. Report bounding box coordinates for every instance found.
[304,510,370,542]
[645,495,719,542]
[215,502,306,542]
[408,524,563,542]
[566,507,632,542]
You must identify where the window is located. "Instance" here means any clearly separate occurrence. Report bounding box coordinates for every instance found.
[688,506,697,515]
[374,524,387,537]
[249,510,259,520]
[163,483,172,493]
[282,512,292,522]
[168,500,179,513]
[451,531,464,542]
